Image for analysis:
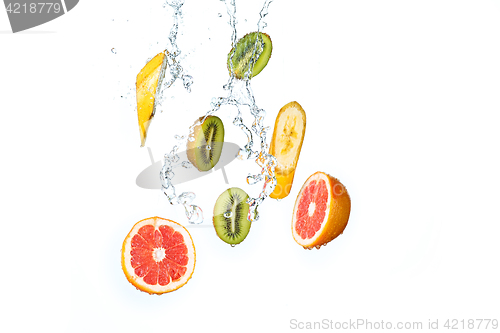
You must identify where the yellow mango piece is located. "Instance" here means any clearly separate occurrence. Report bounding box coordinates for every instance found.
[136,51,167,147]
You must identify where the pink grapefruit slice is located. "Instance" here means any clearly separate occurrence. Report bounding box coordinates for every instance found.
[292,172,351,249]
[121,216,196,294]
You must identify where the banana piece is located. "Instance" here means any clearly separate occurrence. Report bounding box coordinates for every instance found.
[136,51,168,147]
[269,101,306,199]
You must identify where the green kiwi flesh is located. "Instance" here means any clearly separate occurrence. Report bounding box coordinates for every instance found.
[228,32,272,80]
[213,187,251,245]
[187,116,225,172]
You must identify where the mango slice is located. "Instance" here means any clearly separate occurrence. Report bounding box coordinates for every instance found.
[136,51,168,147]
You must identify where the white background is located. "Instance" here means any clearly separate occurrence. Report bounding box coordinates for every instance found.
[1,0,500,332]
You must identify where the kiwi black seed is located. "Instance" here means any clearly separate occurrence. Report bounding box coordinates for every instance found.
[186,115,225,172]
[213,187,251,245]
[227,32,272,80]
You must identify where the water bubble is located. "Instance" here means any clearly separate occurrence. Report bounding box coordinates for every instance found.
[247,174,263,185]
[185,204,203,224]
[178,192,195,204]
[162,184,178,204]
[166,0,185,8]
[206,145,211,151]
[218,13,222,17]
[111,48,117,54]
[224,211,232,218]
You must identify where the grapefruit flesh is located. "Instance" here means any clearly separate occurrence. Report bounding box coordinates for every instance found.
[295,178,328,239]
[292,172,351,249]
[122,217,195,294]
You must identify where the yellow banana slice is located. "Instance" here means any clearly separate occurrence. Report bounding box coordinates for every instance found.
[136,51,168,147]
[269,101,306,199]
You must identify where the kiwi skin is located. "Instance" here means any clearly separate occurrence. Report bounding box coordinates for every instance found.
[228,32,273,80]
[213,187,251,245]
[186,115,225,172]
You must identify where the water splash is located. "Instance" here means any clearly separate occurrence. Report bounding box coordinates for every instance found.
[220,0,278,222]
[159,0,193,95]
[156,0,204,224]
[159,0,276,224]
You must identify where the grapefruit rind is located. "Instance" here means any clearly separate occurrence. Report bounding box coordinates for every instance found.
[121,216,196,294]
[291,172,351,249]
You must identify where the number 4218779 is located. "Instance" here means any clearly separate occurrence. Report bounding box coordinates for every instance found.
[6,3,62,14]
[444,319,498,330]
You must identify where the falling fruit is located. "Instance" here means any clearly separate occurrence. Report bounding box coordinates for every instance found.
[121,216,196,294]
[228,32,272,79]
[136,51,168,147]
[213,187,251,245]
[269,101,306,199]
[291,172,351,249]
[186,115,225,171]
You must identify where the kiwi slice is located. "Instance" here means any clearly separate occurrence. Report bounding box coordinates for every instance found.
[186,115,225,172]
[228,32,272,80]
[213,187,251,245]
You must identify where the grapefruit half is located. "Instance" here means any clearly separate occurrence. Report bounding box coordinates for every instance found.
[121,216,195,294]
[292,172,351,249]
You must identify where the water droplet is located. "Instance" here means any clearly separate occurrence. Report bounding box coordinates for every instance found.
[185,204,203,224]
[230,244,236,248]
[166,171,175,179]
[178,192,195,204]
[224,211,232,218]
[206,145,211,151]
[218,13,222,17]
[111,48,117,54]
[247,174,263,185]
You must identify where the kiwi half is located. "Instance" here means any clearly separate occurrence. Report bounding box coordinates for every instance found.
[228,32,272,80]
[213,187,251,245]
[186,115,225,172]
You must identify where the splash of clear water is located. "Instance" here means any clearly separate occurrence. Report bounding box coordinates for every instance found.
[221,0,277,222]
[159,0,277,224]
[160,0,193,94]
[158,0,203,224]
